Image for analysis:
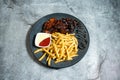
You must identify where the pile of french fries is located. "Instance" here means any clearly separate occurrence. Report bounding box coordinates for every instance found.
[34,32,78,66]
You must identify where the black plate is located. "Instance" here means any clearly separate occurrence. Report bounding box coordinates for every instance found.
[26,13,90,69]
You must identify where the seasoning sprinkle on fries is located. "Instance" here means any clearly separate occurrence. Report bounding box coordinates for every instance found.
[34,32,78,66]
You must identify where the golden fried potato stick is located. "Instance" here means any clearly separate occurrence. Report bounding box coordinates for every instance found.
[53,43,59,58]
[48,57,51,66]
[34,49,42,54]
[39,53,46,61]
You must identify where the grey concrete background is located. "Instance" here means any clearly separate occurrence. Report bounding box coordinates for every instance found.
[0,0,120,80]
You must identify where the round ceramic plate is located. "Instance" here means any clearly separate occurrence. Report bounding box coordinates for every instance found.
[27,13,90,69]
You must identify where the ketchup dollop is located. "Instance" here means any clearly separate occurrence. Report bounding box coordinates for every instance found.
[39,37,50,46]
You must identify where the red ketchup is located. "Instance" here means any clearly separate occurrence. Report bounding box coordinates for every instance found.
[39,37,50,46]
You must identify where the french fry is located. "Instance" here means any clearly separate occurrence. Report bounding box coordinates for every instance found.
[60,40,64,58]
[70,54,78,58]
[46,55,50,61]
[67,57,73,60]
[55,59,64,63]
[53,43,59,58]
[34,49,42,54]
[48,57,51,66]
[39,53,46,61]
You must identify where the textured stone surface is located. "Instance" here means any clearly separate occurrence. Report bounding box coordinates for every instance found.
[0,0,120,80]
